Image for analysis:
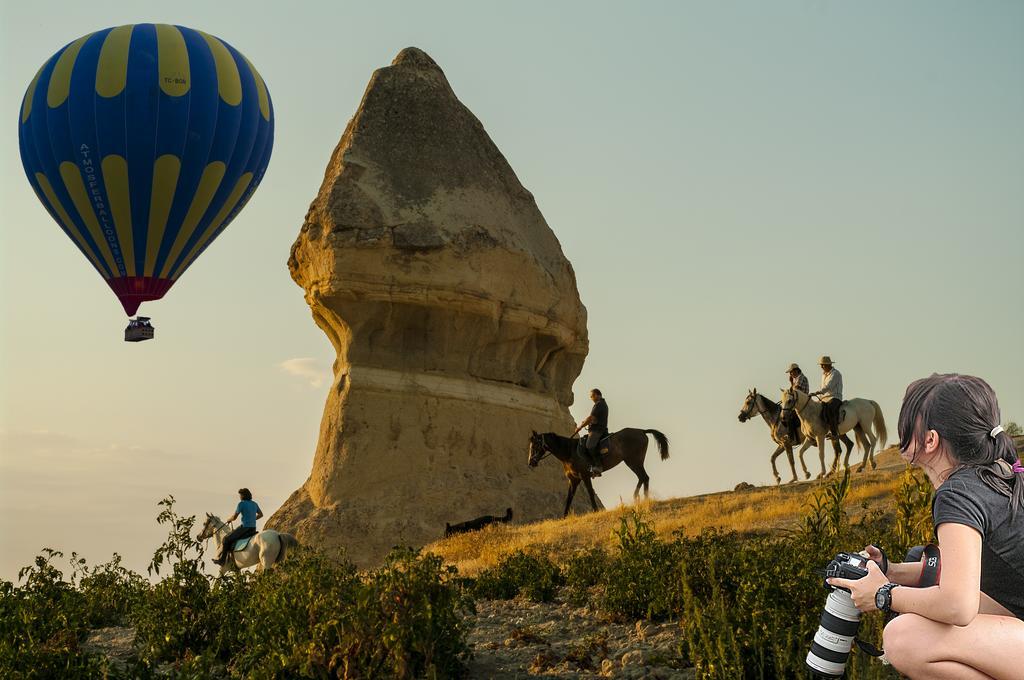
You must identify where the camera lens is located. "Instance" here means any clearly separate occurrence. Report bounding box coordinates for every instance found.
[805,589,861,678]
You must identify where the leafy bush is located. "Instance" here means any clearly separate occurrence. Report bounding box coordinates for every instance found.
[132,497,216,665]
[598,510,680,621]
[473,550,563,603]
[0,549,112,678]
[562,546,610,606]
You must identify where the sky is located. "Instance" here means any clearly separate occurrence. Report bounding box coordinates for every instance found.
[1,1,1021,581]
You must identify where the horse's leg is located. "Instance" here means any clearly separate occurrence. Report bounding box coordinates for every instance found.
[582,478,599,512]
[862,418,878,472]
[769,444,785,484]
[625,460,650,500]
[563,480,579,517]
[794,441,810,479]
[810,434,826,478]
[826,435,842,475]
[792,442,808,480]
[831,435,845,472]
[796,439,815,479]
[840,433,855,461]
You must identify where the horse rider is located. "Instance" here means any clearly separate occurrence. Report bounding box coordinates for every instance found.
[785,363,809,442]
[212,487,264,566]
[809,356,843,439]
[573,388,608,477]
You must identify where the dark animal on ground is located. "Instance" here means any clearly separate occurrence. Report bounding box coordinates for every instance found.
[445,507,513,537]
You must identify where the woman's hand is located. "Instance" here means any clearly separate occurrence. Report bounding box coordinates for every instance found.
[828,560,889,612]
[862,544,887,574]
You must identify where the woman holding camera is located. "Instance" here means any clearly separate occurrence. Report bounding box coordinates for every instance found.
[828,374,1024,680]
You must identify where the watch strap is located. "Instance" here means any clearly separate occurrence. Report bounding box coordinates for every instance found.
[877,583,899,614]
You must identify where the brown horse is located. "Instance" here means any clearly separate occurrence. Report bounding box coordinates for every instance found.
[528,429,670,517]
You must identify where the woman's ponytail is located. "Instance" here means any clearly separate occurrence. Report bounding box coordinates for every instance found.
[988,428,1023,518]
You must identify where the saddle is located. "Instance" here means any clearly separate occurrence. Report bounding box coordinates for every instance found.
[233,536,254,552]
[591,431,614,454]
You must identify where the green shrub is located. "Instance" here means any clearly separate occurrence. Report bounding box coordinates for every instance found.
[131,497,215,665]
[0,549,111,679]
[562,546,610,606]
[473,550,563,603]
[598,510,680,621]
[214,547,472,679]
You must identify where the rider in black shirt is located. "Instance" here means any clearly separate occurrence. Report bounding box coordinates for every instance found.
[574,388,608,477]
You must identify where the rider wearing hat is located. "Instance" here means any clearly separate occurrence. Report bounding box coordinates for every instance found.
[810,356,844,439]
[785,363,809,441]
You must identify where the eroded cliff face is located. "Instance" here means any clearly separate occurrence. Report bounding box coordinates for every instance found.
[268,47,595,566]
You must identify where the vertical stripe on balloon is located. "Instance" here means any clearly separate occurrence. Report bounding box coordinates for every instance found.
[159,161,225,279]
[199,32,241,106]
[21,65,44,123]
[100,155,136,277]
[156,24,190,97]
[34,172,109,277]
[145,155,181,276]
[59,161,121,275]
[243,55,270,121]
[95,25,133,98]
[171,171,252,280]
[47,35,91,108]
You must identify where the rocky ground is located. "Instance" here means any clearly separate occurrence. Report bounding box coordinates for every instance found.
[465,598,693,679]
[82,596,693,679]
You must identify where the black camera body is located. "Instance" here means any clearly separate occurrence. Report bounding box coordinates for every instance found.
[823,552,870,590]
[806,551,872,679]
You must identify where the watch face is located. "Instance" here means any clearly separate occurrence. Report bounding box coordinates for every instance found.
[875,589,887,610]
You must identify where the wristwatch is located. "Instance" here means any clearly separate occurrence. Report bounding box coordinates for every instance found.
[875,583,900,614]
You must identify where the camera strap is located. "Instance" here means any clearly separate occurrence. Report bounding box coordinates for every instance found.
[914,543,941,588]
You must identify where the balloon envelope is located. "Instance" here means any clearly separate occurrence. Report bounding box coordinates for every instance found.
[18,24,274,316]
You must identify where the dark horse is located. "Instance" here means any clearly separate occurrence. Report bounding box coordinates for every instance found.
[528,429,670,517]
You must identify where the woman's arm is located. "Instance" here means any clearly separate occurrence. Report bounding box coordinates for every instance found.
[862,544,929,586]
[834,524,982,624]
[890,523,982,626]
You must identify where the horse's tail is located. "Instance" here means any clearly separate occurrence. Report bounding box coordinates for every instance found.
[644,429,670,460]
[275,533,299,565]
[871,401,888,449]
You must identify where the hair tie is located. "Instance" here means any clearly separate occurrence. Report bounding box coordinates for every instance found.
[1013,460,1024,475]
[990,425,1004,438]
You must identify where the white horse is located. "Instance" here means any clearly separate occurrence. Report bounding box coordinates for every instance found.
[197,513,299,574]
[780,388,887,477]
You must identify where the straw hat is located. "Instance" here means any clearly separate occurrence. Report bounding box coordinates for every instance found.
[786,363,801,373]
[818,356,834,367]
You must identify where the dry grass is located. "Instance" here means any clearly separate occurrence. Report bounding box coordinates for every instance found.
[427,447,910,576]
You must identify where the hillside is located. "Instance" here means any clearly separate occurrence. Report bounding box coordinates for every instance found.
[426,447,910,576]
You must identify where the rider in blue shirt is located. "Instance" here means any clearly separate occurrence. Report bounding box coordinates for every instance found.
[213,488,264,566]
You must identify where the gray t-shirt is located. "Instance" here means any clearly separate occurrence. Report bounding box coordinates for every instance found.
[932,466,1024,619]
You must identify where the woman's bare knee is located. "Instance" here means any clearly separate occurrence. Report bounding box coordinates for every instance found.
[883,613,931,670]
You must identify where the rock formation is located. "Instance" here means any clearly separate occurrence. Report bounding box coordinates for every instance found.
[268,47,596,566]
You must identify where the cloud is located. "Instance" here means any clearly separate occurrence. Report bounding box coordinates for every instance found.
[0,429,169,474]
[278,357,331,388]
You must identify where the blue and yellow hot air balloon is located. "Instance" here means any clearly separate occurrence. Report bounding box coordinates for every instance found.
[18,24,273,335]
